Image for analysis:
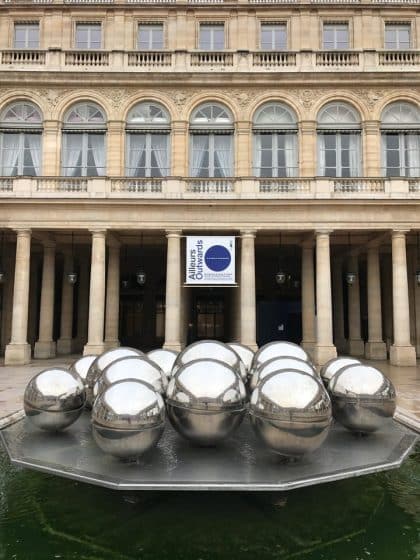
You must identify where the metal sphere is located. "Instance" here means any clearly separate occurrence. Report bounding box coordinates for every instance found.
[85,347,144,408]
[329,364,396,433]
[320,356,361,386]
[227,343,254,372]
[250,356,318,391]
[69,355,97,388]
[172,340,247,381]
[250,341,311,375]
[147,348,179,379]
[24,367,86,431]
[92,379,165,459]
[166,359,247,446]
[94,356,166,398]
[249,370,332,457]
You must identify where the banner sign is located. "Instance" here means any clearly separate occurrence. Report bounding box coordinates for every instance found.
[186,236,236,285]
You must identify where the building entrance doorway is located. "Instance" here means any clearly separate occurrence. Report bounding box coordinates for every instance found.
[119,294,145,348]
[189,289,231,343]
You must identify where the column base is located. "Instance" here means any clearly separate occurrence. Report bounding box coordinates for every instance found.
[104,339,120,351]
[163,341,183,352]
[57,338,73,355]
[390,344,417,366]
[364,341,387,360]
[71,338,86,354]
[301,340,316,360]
[240,340,258,352]
[334,337,347,355]
[83,342,106,355]
[34,340,56,359]
[5,343,31,365]
[313,345,337,366]
[347,339,365,357]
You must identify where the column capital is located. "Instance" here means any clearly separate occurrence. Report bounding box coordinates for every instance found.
[14,228,31,236]
[89,228,107,237]
[301,237,314,249]
[362,120,381,134]
[315,229,333,237]
[300,120,317,134]
[166,229,182,238]
[240,229,257,238]
[107,232,121,248]
[391,228,410,238]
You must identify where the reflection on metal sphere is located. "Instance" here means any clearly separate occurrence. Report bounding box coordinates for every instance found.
[320,356,361,386]
[227,343,254,373]
[250,370,332,457]
[250,341,310,375]
[172,340,247,381]
[92,379,165,459]
[329,364,396,433]
[85,347,143,408]
[166,359,247,446]
[69,355,97,390]
[147,348,179,379]
[24,367,86,431]
[94,356,166,398]
[250,356,317,391]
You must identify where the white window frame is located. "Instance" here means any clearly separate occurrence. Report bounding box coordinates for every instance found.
[323,23,349,50]
[13,22,39,49]
[0,132,41,176]
[62,132,106,177]
[318,132,361,178]
[199,23,225,51]
[190,133,233,178]
[260,23,287,51]
[137,23,164,50]
[75,23,102,50]
[126,133,170,177]
[253,133,297,177]
[382,132,420,177]
[384,23,411,50]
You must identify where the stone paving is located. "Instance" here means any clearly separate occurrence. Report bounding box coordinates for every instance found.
[0,355,418,431]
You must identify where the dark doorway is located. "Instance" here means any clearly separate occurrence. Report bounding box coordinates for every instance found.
[190,288,230,343]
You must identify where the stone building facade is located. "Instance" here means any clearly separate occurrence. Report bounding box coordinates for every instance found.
[0,0,419,366]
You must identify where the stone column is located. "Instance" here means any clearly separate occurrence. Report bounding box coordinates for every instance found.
[164,230,182,351]
[240,230,257,350]
[83,230,107,355]
[313,230,337,365]
[300,240,316,355]
[382,254,393,353]
[390,230,417,365]
[104,242,121,349]
[332,256,346,353]
[34,242,56,358]
[365,245,387,360]
[74,252,89,353]
[300,121,317,177]
[57,252,75,355]
[346,252,365,356]
[5,229,32,364]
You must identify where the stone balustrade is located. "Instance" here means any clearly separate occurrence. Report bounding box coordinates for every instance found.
[0,176,418,199]
[1,48,420,72]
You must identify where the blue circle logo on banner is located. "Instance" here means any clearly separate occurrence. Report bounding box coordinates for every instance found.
[205,245,231,272]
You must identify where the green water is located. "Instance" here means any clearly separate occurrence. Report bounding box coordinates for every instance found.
[0,444,419,560]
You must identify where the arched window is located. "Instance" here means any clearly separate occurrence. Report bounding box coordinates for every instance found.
[381,101,420,177]
[62,102,106,177]
[253,103,298,178]
[317,102,361,177]
[126,102,170,177]
[189,103,234,178]
[0,101,42,176]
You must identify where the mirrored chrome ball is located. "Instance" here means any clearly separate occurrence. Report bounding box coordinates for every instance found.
[24,367,86,431]
[166,359,247,446]
[250,341,311,376]
[86,347,143,408]
[172,340,247,381]
[69,355,97,390]
[227,343,254,373]
[94,356,166,398]
[320,356,361,386]
[147,348,179,379]
[329,364,396,433]
[250,356,317,391]
[250,370,332,457]
[92,379,165,459]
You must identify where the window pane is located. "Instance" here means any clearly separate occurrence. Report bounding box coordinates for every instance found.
[323,24,349,49]
[14,24,39,49]
[385,24,411,49]
[261,24,286,50]
[76,24,101,49]
[200,25,224,50]
[138,25,164,50]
